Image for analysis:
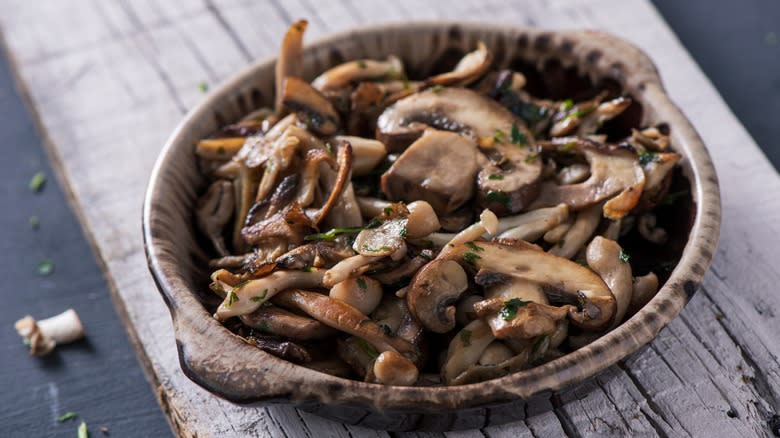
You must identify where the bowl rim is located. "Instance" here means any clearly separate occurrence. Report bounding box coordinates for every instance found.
[143,20,721,412]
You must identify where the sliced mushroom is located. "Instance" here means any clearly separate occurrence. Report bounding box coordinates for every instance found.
[322,254,383,288]
[556,163,590,185]
[638,152,681,209]
[331,136,386,175]
[629,272,659,315]
[441,319,495,384]
[195,138,246,160]
[406,259,469,333]
[245,335,310,364]
[436,209,499,259]
[240,306,335,340]
[372,251,432,285]
[448,348,531,386]
[478,341,515,366]
[543,216,574,243]
[337,336,376,377]
[213,269,325,320]
[445,240,616,330]
[631,127,670,152]
[585,236,633,328]
[241,202,312,251]
[376,88,541,215]
[496,204,569,242]
[294,148,335,208]
[548,203,602,259]
[281,77,340,136]
[534,137,645,220]
[312,56,404,91]
[274,240,354,270]
[381,129,479,216]
[427,41,492,87]
[196,180,235,257]
[638,213,667,244]
[309,143,354,226]
[550,95,631,137]
[330,276,383,315]
[275,20,307,114]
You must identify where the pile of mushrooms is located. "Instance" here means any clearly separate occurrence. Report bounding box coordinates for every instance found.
[194,20,683,386]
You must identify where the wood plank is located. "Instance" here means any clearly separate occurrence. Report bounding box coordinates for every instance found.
[2,0,779,436]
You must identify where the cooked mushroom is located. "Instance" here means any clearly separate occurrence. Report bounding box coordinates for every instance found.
[275,20,307,114]
[455,294,483,326]
[274,240,354,270]
[312,56,404,91]
[441,319,496,384]
[638,212,667,244]
[496,204,569,241]
[195,137,246,160]
[585,236,633,328]
[543,216,574,243]
[406,259,469,333]
[548,203,602,259]
[372,251,433,285]
[196,180,235,257]
[330,275,383,315]
[371,350,419,386]
[534,137,645,220]
[427,41,492,87]
[478,341,515,366]
[381,129,479,216]
[15,309,84,356]
[550,95,631,137]
[638,152,681,209]
[331,136,386,175]
[631,127,670,152]
[322,254,383,288]
[376,88,541,215]
[246,335,310,363]
[240,306,335,340]
[556,163,590,185]
[629,272,659,315]
[437,209,499,259]
[282,77,340,136]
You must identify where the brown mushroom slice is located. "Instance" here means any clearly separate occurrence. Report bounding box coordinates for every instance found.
[371,295,427,366]
[550,96,631,137]
[281,77,340,136]
[312,56,404,91]
[239,306,335,340]
[441,319,496,384]
[376,88,541,214]
[496,204,569,242]
[372,252,432,285]
[274,20,307,114]
[245,335,310,364]
[629,272,659,315]
[278,289,418,361]
[213,269,325,320]
[232,166,260,252]
[478,341,515,366]
[331,136,386,175]
[533,138,645,220]
[455,295,483,326]
[446,240,616,330]
[639,152,681,208]
[631,127,670,152]
[427,41,492,87]
[195,138,246,160]
[381,129,479,216]
[241,202,312,251]
[304,358,354,379]
[209,253,252,270]
[196,180,235,257]
[337,336,376,377]
[406,259,469,333]
[548,203,602,259]
[585,236,633,328]
[576,96,633,136]
[356,196,392,218]
[255,129,301,202]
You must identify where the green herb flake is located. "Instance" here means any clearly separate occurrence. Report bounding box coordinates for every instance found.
[226,291,240,307]
[488,173,504,180]
[560,99,574,112]
[499,298,529,321]
[324,142,334,156]
[463,251,482,266]
[559,141,577,153]
[430,84,445,93]
[37,259,54,276]
[660,190,688,206]
[216,146,226,155]
[466,242,484,252]
[638,150,659,165]
[485,190,511,207]
[357,60,367,69]
[619,248,630,263]
[383,206,393,215]
[557,239,565,248]
[78,421,88,438]
[29,215,40,230]
[402,74,410,90]
[356,277,367,290]
[460,329,472,347]
[524,154,540,163]
[198,81,208,93]
[384,68,399,79]
[57,412,78,422]
[379,324,394,337]
[493,129,505,142]
[250,289,269,302]
[510,123,526,146]
[304,226,364,241]
[29,171,46,193]
[573,104,596,118]
[356,338,379,359]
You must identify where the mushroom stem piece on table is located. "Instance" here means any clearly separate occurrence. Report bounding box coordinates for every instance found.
[15,309,85,356]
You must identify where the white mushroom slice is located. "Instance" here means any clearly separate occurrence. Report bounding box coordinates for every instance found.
[548,203,602,259]
[312,56,404,91]
[556,163,590,185]
[323,254,383,288]
[196,180,235,257]
[331,136,386,176]
[15,309,84,356]
[427,41,492,87]
[352,218,408,258]
[497,204,569,241]
[330,276,383,315]
[629,272,660,315]
[543,217,573,243]
[371,351,419,386]
[533,138,645,220]
[478,342,514,366]
[442,319,495,384]
[638,213,667,244]
[281,77,340,136]
[585,236,633,328]
[213,269,325,320]
[356,196,392,218]
[275,20,307,114]
[437,209,498,259]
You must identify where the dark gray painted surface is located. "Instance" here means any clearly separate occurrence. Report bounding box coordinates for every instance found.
[0,1,777,437]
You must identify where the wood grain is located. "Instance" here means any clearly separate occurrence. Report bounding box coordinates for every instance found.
[1,0,779,436]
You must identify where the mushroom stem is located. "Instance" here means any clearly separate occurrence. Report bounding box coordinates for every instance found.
[497,204,569,242]
[629,272,659,315]
[585,236,633,328]
[437,209,498,259]
[442,319,495,384]
[15,309,84,356]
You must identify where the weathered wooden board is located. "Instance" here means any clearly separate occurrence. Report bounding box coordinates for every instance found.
[2,0,779,436]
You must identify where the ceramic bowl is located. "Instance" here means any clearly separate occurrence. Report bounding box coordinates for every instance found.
[143,22,720,431]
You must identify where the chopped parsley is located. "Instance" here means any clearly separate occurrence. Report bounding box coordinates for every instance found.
[216,146,226,155]
[304,226,364,241]
[198,81,208,93]
[324,142,334,156]
[29,171,46,193]
[57,412,78,422]
[383,206,393,215]
[638,150,659,165]
[357,60,367,69]
[430,84,444,93]
[460,329,472,347]
[558,141,577,153]
[493,129,505,142]
[510,123,526,146]
[37,259,54,276]
[560,99,574,112]
[355,338,378,359]
[78,421,88,438]
[660,190,688,206]
[384,68,399,79]
[356,277,367,290]
[524,154,540,163]
[466,242,484,252]
[619,248,630,263]
[250,289,269,302]
[29,215,40,230]
[463,251,482,267]
[557,239,565,248]
[226,291,239,307]
[485,190,510,208]
[488,173,504,180]
[499,298,529,321]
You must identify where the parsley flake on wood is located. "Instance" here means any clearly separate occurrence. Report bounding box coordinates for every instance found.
[500,298,529,321]
[38,259,54,276]
[57,412,78,422]
[198,81,208,93]
[460,329,472,347]
[29,215,40,229]
[78,421,88,438]
[29,172,46,193]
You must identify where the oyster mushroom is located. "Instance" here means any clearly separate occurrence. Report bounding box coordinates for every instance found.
[309,142,354,226]
[330,136,386,176]
[281,76,340,136]
[381,129,480,216]
[427,41,492,87]
[550,95,632,137]
[245,335,310,364]
[496,204,569,242]
[441,319,496,384]
[322,254,383,288]
[445,240,617,330]
[312,56,404,91]
[240,306,335,340]
[195,137,246,160]
[548,203,602,259]
[543,217,573,243]
[534,137,645,220]
[638,213,667,244]
[294,148,337,208]
[629,272,659,315]
[330,276,383,315]
[372,250,433,285]
[376,88,541,215]
[274,240,354,270]
[196,180,235,257]
[585,236,633,328]
[406,259,470,333]
[436,209,498,259]
[275,20,307,114]
[638,151,681,209]
[15,309,85,356]
[455,295,483,326]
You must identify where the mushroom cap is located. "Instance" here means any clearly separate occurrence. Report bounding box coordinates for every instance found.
[406,259,470,333]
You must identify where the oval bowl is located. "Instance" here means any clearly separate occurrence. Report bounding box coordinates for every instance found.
[143,22,720,431]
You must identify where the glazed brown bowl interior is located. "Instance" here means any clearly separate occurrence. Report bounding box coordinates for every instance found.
[143,22,720,431]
